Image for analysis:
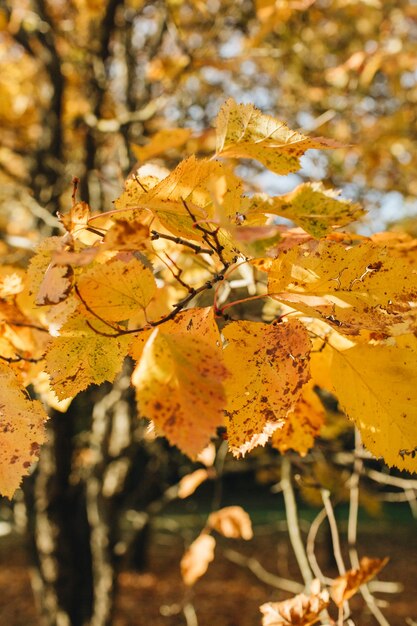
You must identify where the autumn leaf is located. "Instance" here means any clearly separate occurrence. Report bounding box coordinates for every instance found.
[271,381,325,456]
[331,557,389,606]
[59,201,91,239]
[223,319,311,456]
[178,468,212,499]
[76,257,156,323]
[331,335,417,472]
[181,533,216,586]
[0,363,47,499]
[132,128,192,162]
[215,98,341,175]
[115,155,243,247]
[131,307,228,458]
[267,239,417,336]
[207,506,253,540]
[245,182,363,238]
[260,579,329,626]
[36,263,74,306]
[44,308,133,399]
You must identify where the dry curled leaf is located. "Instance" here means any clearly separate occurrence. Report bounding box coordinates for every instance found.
[260,579,329,626]
[207,506,253,540]
[177,468,211,499]
[180,533,216,586]
[331,556,389,606]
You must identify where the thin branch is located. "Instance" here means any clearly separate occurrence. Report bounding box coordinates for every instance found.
[223,549,304,594]
[280,456,314,590]
[151,230,214,255]
[306,507,333,585]
[321,490,346,576]
[348,430,392,626]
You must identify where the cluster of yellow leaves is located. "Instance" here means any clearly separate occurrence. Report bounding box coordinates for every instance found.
[1,98,417,498]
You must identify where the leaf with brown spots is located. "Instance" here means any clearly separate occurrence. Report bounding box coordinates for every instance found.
[131,307,228,458]
[0,363,47,499]
[216,98,342,175]
[331,557,389,606]
[271,381,325,456]
[267,239,417,336]
[222,319,311,456]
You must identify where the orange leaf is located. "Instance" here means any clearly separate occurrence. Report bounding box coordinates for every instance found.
[131,307,228,458]
[331,557,389,606]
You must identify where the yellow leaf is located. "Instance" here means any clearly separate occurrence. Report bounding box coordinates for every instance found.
[0,363,47,499]
[223,319,311,456]
[208,506,253,540]
[246,182,363,238]
[131,128,192,162]
[45,308,133,399]
[77,258,156,323]
[331,336,417,472]
[114,156,243,251]
[181,533,216,586]
[215,98,341,175]
[331,557,389,607]
[271,381,325,456]
[131,307,228,458]
[268,239,417,336]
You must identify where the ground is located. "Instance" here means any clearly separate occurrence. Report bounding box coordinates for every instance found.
[0,512,416,626]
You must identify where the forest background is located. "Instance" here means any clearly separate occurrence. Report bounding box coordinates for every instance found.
[1,1,417,626]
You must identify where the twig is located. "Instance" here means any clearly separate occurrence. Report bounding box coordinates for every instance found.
[348,430,391,626]
[281,457,314,590]
[223,549,304,594]
[151,230,214,255]
[306,507,333,585]
[183,602,199,626]
[321,490,346,576]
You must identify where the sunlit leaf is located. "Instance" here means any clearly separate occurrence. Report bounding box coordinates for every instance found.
[216,98,342,175]
[77,257,156,323]
[246,182,364,237]
[131,307,228,458]
[331,335,417,472]
[223,319,311,456]
[45,308,133,399]
[0,363,47,499]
